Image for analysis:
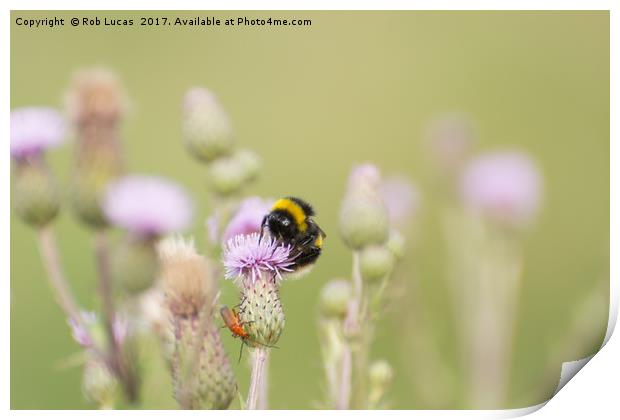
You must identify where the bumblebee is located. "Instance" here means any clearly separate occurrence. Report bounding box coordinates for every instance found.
[260,197,326,274]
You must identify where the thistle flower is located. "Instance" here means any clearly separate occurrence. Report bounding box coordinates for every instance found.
[104,175,193,294]
[103,176,193,237]
[159,236,236,409]
[182,87,234,163]
[207,149,262,196]
[460,151,542,228]
[66,68,126,228]
[223,233,294,348]
[359,245,395,284]
[221,197,273,243]
[11,107,65,227]
[223,233,294,287]
[10,107,66,160]
[340,164,389,250]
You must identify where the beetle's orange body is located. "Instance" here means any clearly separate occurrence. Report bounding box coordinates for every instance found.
[220,305,250,340]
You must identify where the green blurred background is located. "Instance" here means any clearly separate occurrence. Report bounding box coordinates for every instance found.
[10,11,609,409]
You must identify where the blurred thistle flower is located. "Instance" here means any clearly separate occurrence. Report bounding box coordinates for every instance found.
[425,113,476,174]
[221,197,273,243]
[10,107,66,160]
[103,175,193,238]
[182,87,234,163]
[158,236,236,409]
[66,68,126,228]
[460,151,542,228]
[159,236,214,317]
[223,233,293,348]
[68,311,128,350]
[11,107,65,227]
[223,233,294,287]
[104,176,193,294]
[380,176,420,228]
[340,164,389,250]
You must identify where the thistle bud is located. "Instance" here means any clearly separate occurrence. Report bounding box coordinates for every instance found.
[386,230,406,260]
[207,154,247,196]
[12,159,60,227]
[368,359,394,408]
[112,237,159,294]
[66,68,126,228]
[82,357,119,409]
[235,148,261,182]
[339,164,389,250]
[182,87,234,163]
[319,279,352,319]
[238,277,285,347]
[359,245,394,283]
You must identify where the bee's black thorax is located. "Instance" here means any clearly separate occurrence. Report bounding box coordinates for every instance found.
[261,197,326,271]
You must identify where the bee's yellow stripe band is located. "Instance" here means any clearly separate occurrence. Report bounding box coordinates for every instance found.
[273,198,308,232]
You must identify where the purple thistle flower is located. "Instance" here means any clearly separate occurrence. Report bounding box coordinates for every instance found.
[68,311,97,348]
[460,151,542,227]
[221,197,273,243]
[10,107,66,159]
[103,175,193,237]
[223,233,294,286]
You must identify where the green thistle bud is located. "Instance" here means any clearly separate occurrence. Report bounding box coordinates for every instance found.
[359,245,394,283]
[386,229,406,260]
[112,237,159,294]
[239,277,285,348]
[368,359,394,408]
[82,357,119,409]
[339,165,389,249]
[235,148,261,183]
[12,159,60,228]
[172,315,237,409]
[183,88,234,163]
[319,279,352,319]
[208,154,247,196]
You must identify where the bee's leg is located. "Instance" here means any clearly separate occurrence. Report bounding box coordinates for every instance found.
[238,341,245,364]
[258,215,268,244]
[292,246,322,268]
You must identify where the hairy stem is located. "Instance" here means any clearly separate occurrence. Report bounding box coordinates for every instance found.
[246,347,269,410]
[336,345,352,409]
[94,231,139,403]
[257,351,270,409]
[37,227,84,324]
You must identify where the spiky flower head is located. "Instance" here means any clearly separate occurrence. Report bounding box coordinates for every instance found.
[182,87,234,163]
[66,68,126,228]
[223,233,294,348]
[103,175,193,238]
[159,236,237,409]
[10,107,66,160]
[221,197,272,243]
[158,236,215,318]
[223,233,294,287]
[460,151,542,228]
